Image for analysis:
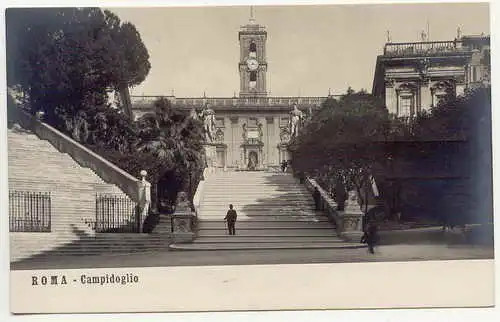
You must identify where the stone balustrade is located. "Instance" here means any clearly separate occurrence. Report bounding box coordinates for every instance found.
[304,177,342,235]
[384,40,470,57]
[305,177,364,240]
[131,95,336,109]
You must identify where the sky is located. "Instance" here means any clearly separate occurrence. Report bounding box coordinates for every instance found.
[109,3,490,97]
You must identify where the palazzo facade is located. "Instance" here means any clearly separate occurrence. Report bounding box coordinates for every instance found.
[372,34,490,117]
[131,15,332,169]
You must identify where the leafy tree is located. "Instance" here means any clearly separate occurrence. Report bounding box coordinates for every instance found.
[6,8,206,215]
[392,86,492,225]
[6,7,151,123]
[290,89,390,209]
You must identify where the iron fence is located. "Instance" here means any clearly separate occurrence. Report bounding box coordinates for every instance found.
[9,190,51,232]
[95,193,139,233]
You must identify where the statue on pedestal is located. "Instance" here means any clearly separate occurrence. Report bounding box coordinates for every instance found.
[199,103,217,143]
[288,104,304,138]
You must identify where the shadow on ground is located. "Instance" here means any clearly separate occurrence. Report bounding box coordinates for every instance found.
[10,223,172,266]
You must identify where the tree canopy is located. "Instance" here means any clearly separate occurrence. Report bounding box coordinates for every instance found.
[7,8,205,212]
[6,7,151,120]
[290,89,390,202]
[291,85,492,227]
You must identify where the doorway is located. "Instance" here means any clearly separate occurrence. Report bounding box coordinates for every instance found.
[247,151,258,170]
[216,148,226,168]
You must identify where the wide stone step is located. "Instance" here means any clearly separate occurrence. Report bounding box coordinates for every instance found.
[202,192,309,197]
[198,223,335,231]
[197,228,337,237]
[201,206,316,213]
[204,192,308,196]
[201,201,314,207]
[9,168,99,177]
[11,236,174,261]
[192,236,341,243]
[198,218,331,227]
[8,145,60,153]
[8,185,121,195]
[169,242,365,251]
[198,211,322,219]
[7,137,55,144]
[8,180,122,192]
[205,183,301,187]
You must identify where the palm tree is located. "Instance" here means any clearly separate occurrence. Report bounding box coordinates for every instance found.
[135,98,205,202]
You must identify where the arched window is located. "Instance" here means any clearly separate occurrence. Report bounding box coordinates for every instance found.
[249,41,257,53]
[249,71,257,82]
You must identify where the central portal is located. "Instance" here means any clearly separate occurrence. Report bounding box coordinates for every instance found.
[247,151,258,170]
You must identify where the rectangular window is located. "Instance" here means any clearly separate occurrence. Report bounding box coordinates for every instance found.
[280,117,289,128]
[399,95,414,117]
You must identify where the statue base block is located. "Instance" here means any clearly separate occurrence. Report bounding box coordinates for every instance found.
[339,210,364,242]
[203,143,218,168]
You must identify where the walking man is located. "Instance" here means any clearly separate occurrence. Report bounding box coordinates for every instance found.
[224,204,238,235]
[361,223,379,254]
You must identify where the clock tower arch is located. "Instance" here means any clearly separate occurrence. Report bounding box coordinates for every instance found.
[238,7,268,97]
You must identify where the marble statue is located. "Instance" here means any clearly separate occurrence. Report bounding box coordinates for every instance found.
[288,104,304,138]
[189,107,198,120]
[199,103,217,143]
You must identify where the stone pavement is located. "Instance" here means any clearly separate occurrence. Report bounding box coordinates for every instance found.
[11,243,494,270]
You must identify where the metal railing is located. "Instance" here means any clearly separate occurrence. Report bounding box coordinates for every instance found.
[95,193,139,233]
[9,190,51,232]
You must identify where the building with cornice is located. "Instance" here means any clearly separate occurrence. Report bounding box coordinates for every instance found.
[372,34,490,117]
[131,13,335,170]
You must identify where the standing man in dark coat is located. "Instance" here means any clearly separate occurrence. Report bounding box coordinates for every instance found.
[361,223,379,254]
[224,204,238,235]
[313,187,321,211]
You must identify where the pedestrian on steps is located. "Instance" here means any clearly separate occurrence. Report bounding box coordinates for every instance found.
[361,223,379,254]
[224,204,238,236]
[281,160,287,173]
[313,187,321,211]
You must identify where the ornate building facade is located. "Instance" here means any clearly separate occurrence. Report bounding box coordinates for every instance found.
[372,34,490,117]
[131,14,335,170]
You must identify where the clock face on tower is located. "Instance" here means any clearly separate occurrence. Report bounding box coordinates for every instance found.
[246,58,259,71]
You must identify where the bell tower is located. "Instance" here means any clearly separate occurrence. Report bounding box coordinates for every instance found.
[238,7,268,97]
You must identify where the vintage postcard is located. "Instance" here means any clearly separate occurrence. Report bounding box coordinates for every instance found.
[3,0,496,316]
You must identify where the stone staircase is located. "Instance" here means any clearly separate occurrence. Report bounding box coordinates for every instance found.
[170,171,364,250]
[8,127,170,262]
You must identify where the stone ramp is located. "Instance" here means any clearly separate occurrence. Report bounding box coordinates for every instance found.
[8,127,143,262]
[171,171,364,251]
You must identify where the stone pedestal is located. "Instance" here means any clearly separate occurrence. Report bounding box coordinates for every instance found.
[171,191,197,243]
[339,190,364,241]
[171,212,197,243]
[203,143,218,169]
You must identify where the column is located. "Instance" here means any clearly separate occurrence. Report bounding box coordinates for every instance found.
[230,116,239,168]
[274,116,281,165]
[265,116,274,166]
[385,85,396,115]
[420,81,432,111]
